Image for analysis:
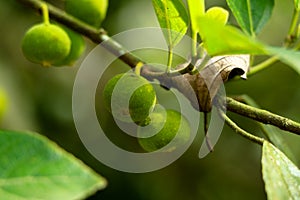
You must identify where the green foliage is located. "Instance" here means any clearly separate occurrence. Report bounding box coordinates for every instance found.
[266,47,300,76]
[138,107,190,152]
[187,0,205,34]
[21,23,71,67]
[226,0,274,36]
[65,0,108,28]
[197,16,266,55]
[103,72,157,124]
[262,141,300,200]
[7,0,300,199]
[152,0,189,48]
[0,130,106,200]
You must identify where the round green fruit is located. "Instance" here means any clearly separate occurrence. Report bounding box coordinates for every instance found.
[103,72,156,124]
[0,88,7,120]
[65,0,108,28]
[53,26,86,66]
[138,108,190,152]
[22,23,71,66]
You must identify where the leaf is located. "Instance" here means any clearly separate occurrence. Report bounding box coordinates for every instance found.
[187,0,205,33]
[205,7,229,25]
[197,17,267,56]
[240,95,297,163]
[0,131,106,200]
[174,55,250,112]
[226,0,274,35]
[152,0,189,47]
[267,47,300,76]
[262,141,300,200]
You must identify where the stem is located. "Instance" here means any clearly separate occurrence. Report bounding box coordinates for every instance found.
[226,97,300,136]
[204,112,214,152]
[286,9,300,46]
[167,46,173,73]
[246,0,255,37]
[247,56,278,77]
[220,111,264,145]
[191,32,198,57]
[41,3,49,25]
[134,62,144,76]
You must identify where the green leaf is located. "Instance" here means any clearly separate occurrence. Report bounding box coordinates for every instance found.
[267,47,300,75]
[152,0,189,47]
[262,141,300,200]
[187,0,205,33]
[197,17,266,55]
[205,7,229,25]
[0,131,106,200]
[226,0,274,35]
[240,95,297,163]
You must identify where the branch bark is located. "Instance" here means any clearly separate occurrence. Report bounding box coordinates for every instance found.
[226,97,300,135]
[16,0,300,137]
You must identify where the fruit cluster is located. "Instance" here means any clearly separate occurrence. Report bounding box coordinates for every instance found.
[21,0,108,67]
[103,72,191,152]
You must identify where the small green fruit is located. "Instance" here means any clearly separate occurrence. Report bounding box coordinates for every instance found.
[138,108,190,152]
[22,23,71,66]
[65,0,108,28]
[0,88,7,120]
[53,26,86,66]
[103,73,156,124]
[205,7,229,25]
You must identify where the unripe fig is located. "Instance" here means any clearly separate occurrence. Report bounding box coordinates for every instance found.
[0,88,7,120]
[22,23,71,67]
[103,72,156,124]
[138,108,190,152]
[65,0,108,28]
[53,26,86,66]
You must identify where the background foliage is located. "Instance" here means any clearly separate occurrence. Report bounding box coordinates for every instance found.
[1,0,300,199]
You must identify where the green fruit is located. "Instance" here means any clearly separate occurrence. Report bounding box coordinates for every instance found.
[0,88,7,119]
[22,23,71,66]
[138,108,190,152]
[53,26,86,66]
[65,0,108,28]
[103,72,156,124]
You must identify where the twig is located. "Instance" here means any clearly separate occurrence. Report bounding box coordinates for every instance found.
[219,110,264,145]
[226,97,300,135]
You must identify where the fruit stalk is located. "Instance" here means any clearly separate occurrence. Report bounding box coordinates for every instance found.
[41,3,49,25]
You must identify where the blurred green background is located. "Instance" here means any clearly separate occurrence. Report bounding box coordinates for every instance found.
[1,0,300,199]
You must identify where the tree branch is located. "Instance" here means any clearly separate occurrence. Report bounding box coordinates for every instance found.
[16,0,300,138]
[226,97,300,135]
[219,110,264,145]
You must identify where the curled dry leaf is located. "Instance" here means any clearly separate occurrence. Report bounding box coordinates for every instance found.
[142,54,250,112]
[189,54,250,111]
